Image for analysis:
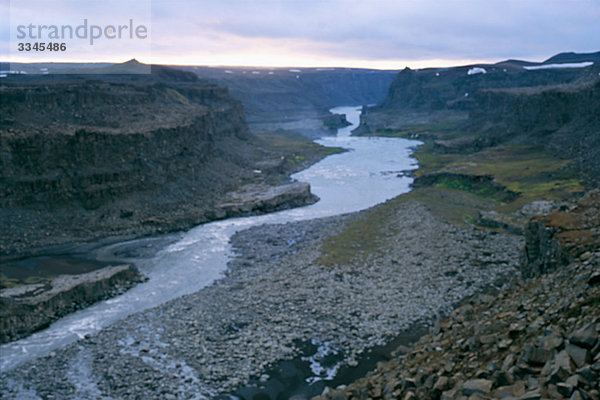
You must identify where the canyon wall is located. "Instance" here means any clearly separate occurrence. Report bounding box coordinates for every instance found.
[0,70,311,257]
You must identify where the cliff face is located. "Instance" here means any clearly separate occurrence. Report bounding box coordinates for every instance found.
[370,63,595,116]
[0,71,311,257]
[522,190,600,278]
[467,79,600,184]
[371,52,600,115]
[358,53,600,186]
[1,81,248,209]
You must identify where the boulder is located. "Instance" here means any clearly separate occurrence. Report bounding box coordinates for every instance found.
[461,379,493,396]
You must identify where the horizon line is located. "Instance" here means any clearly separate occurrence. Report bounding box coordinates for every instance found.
[2,56,512,71]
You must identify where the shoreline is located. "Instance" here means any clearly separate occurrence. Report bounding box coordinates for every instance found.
[0,197,523,398]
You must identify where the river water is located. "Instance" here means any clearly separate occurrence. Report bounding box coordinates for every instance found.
[0,106,421,372]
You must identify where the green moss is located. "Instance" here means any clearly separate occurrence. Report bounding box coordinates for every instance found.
[366,119,465,140]
[318,198,399,266]
[255,132,344,171]
[0,273,20,289]
[412,143,583,213]
[23,276,48,285]
[318,186,498,265]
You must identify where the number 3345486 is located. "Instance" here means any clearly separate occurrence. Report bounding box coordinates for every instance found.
[17,43,67,51]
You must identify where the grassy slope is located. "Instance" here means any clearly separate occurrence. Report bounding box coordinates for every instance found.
[319,123,585,266]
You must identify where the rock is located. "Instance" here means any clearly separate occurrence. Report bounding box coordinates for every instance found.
[589,272,600,285]
[542,335,564,351]
[557,382,575,397]
[566,344,590,368]
[517,389,541,400]
[433,376,450,392]
[509,323,526,338]
[494,381,526,398]
[576,366,598,387]
[569,324,598,349]
[402,391,416,400]
[479,334,498,345]
[570,390,584,400]
[549,351,575,383]
[461,379,493,396]
[321,388,346,400]
[522,345,554,366]
[221,182,318,217]
[521,191,600,278]
[565,374,580,388]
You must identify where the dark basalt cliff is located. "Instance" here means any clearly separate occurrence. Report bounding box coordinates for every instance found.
[468,78,600,185]
[368,51,600,116]
[0,69,314,257]
[358,52,600,186]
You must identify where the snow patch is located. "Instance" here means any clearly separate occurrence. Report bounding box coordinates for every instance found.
[467,67,486,75]
[523,62,593,70]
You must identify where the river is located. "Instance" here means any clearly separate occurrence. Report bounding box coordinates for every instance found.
[0,106,421,372]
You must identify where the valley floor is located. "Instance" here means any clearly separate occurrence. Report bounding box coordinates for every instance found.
[0,197,522,399]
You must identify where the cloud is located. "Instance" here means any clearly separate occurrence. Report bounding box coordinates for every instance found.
[4,0,599,68]
[147,0,599,66]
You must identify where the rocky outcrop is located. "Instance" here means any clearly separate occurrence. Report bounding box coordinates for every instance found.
[217,182,318,218]
[322,113,351,131]
[477,201,561,235]
[411,172,520,203]
[0,264,146,343]
[522,190,600,278]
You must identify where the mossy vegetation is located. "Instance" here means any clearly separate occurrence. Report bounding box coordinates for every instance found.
[0,273,20,289]
[319,121,586,266]
[255,131,344,171]
[317,196,406,266]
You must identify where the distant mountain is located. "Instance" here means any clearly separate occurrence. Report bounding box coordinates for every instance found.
[543,51,600,64]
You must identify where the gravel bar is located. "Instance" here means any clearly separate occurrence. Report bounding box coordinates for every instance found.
[0,200,523,399]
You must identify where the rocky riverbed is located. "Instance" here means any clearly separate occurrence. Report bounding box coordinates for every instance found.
[0,199,522,399]
[315,251,600,400]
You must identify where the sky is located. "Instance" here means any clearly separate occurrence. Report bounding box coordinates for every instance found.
[2,0,599,69]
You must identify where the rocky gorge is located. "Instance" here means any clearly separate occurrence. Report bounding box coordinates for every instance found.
[0,64,332,346]
[1,52,599,400]
[0,66,326,259]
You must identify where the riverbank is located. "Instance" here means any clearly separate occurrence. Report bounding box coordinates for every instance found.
[316,258,599,400]
[0,197,522,398]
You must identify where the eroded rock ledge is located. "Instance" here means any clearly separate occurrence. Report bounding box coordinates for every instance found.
[217,182,318,218]
[0,264,146,344]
